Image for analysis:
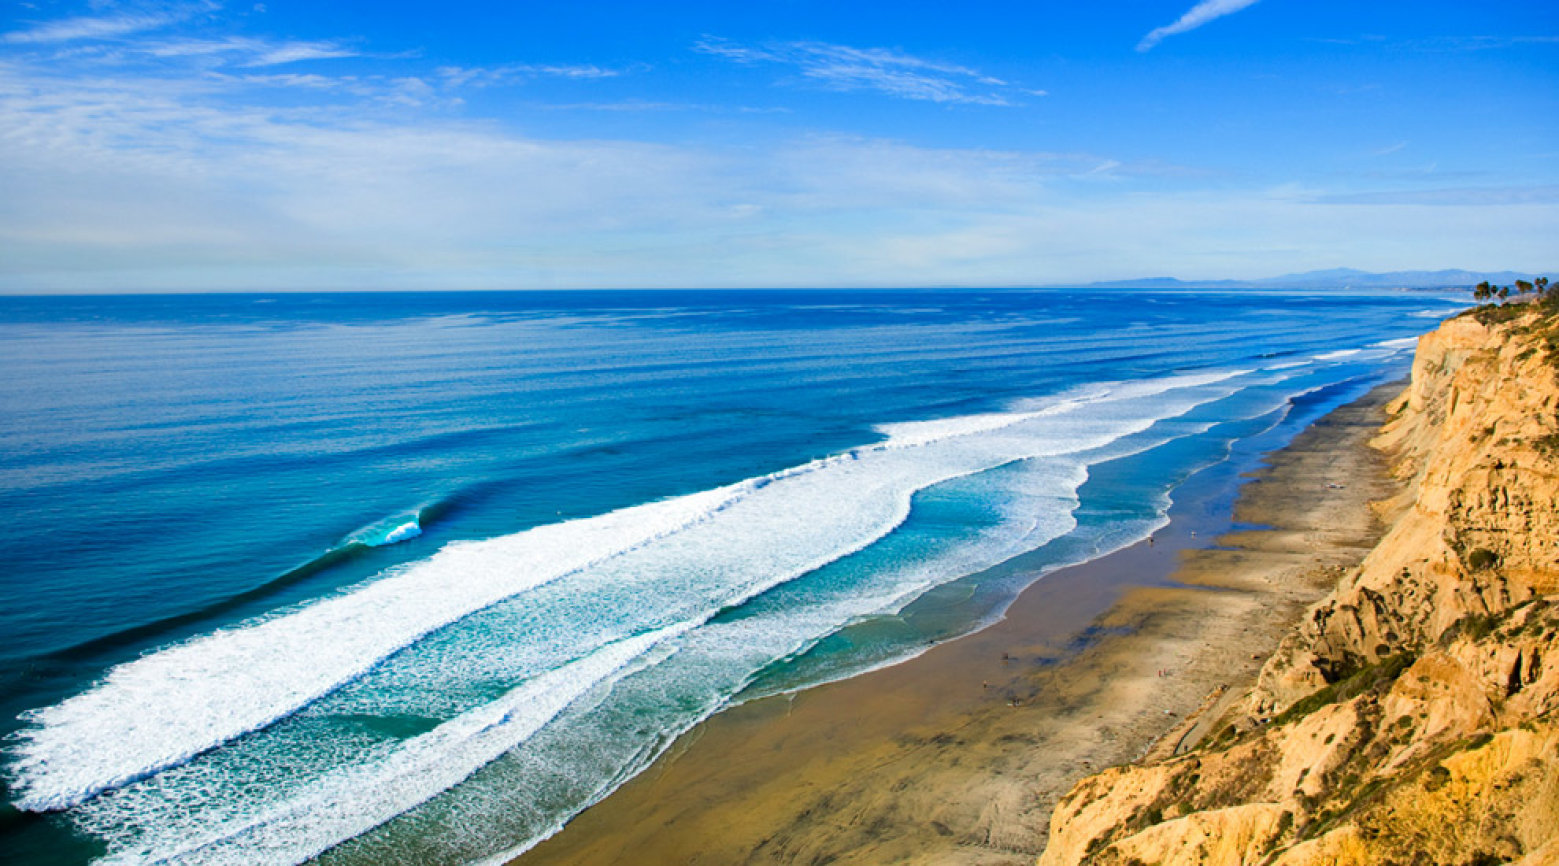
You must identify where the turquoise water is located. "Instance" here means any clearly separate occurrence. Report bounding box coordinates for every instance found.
[0,290,1455,864]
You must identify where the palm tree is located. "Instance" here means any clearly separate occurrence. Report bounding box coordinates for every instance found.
[1473,281,1492,303]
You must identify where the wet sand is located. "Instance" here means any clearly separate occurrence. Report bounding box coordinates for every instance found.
[515,384,1402,866]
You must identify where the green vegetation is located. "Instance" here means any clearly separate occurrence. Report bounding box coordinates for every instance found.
[1458,280,1559,376]
[1460,303,1528,325]
[1273,653,1417,727]
[1472,276,1551,304]
[1438,611,1500,646]
[1201,722,1242,751]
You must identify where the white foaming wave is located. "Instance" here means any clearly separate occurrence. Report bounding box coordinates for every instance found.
[95,627,685,866]
[871,402,1081,450]
[876,369,1248,448]
[118,362,1389,865]
[11,365,1257,829]
[81,449,1065,864]
[9,485,745,812]
[1372,337,1419,350]
[384,465,1090,866]
[1315,348,1363,361]
[347,513,425,548]
[77,458,944,863]
[373,520,422,546]
[1265,360,1310,371]
[474,462,1129,864]
[721,464,1087,674]
[1011,369,1253,411]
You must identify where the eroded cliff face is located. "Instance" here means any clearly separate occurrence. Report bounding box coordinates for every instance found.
[1040,302,1559,866]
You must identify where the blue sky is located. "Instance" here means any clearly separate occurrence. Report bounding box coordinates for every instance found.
[1,0,1555,290]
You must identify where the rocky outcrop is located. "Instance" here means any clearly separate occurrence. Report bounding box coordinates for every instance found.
[1040,300,1559,866]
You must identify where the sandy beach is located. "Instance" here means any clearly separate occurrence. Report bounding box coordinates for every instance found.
[514,383,1403,865]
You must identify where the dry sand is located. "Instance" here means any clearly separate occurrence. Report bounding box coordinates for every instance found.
[515,384,1402,866]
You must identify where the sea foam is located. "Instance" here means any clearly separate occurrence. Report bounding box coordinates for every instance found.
[94,627,685,866]
[371,519,422,547]
[16,368,1264,862]
[10,486,747,811]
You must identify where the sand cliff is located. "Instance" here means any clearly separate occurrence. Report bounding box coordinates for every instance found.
[1039,302,1559,865]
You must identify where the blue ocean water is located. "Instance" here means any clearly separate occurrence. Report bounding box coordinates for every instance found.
[0,289,1457,865]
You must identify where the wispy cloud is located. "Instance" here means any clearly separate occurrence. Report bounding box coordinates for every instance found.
[232,72,347,89]
[3,12,175,44]
[1317,185,1559,206]
[1371,141,1408,157]
[1,0,219,45]
[247,41,356,66]
[1138,0,1262,52]
[1,63,1552,290]
[0,58,1220,289]
[695,37,1040,105]
[141,36,358,66]
[1308,34,1559,52]
[434,63,626,88]
[0,6,632,114]
[534,100,791,114]
[2,3,1553,290]
[1404,34,1559,52]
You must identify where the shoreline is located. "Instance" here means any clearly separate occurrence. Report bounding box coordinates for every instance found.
[515,383,1404,865]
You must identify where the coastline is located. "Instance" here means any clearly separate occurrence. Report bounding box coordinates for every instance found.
[515,382,1404,865]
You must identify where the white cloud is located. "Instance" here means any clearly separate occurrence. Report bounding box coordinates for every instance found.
[533,100,787,113]
[695,37,1034,106]
[2,1,217,45]
[435,63,625,88]
[141,37,252,57]
[1138,0,1263,52]
[141,37,358,66]
[233,72,346,89]
[3,59,1552,292]
[3,13,175,44]
[245,41,357,66]
[1317,185,1559,206]
[1,8,1553,291]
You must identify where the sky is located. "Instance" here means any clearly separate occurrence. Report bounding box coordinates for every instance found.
[0,0,1555,291]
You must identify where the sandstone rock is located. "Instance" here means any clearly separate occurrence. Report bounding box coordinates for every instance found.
[1040,302,1559,865]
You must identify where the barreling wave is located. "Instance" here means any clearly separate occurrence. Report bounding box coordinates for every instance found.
[348,515,422,548]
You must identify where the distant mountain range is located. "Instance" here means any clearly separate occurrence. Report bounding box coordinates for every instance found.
[1083,268,1545,291]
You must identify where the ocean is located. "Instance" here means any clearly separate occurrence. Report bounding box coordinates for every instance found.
[0,289,1457,865]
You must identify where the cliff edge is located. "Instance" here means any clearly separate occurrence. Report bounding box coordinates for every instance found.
[1040,300,1559,866]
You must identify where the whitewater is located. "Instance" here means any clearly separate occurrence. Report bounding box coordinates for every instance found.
[0,289,1458,866]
